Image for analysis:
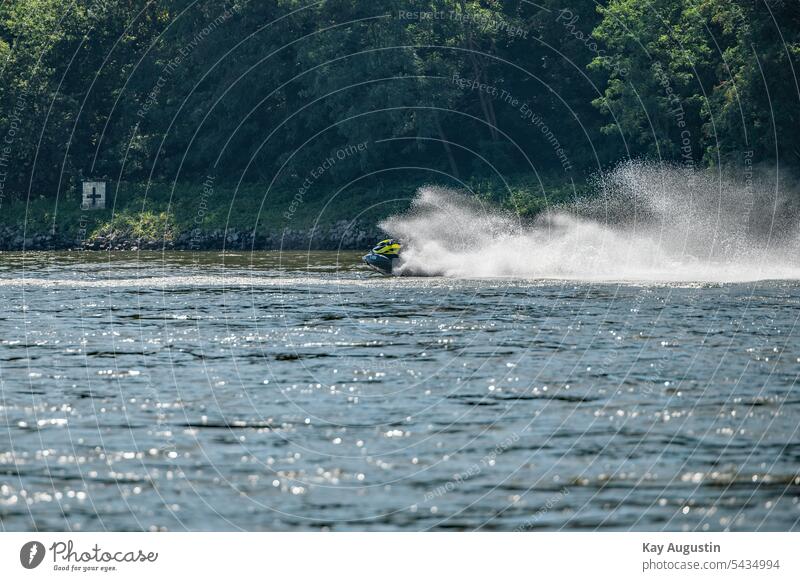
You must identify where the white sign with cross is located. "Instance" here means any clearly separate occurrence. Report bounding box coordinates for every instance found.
[82,180,106,210]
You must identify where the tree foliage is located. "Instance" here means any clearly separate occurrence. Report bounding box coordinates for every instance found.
[0,0,797,202]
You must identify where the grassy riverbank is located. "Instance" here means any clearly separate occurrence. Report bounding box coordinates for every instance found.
[0,174,583,250]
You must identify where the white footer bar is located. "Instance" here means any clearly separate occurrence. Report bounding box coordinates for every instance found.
[1,532,796,580]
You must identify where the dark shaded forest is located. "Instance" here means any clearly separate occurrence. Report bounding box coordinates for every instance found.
[0,0,799,245]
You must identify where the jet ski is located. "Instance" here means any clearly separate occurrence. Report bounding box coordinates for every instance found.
[362,238,401,275]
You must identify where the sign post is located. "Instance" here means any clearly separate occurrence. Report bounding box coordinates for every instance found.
[81,180,106,210]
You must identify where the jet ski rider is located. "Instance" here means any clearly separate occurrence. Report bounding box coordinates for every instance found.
[372,239,401,258]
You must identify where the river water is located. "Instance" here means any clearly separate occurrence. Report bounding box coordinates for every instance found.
[1,251,799,531]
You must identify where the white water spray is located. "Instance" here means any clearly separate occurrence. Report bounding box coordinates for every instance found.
[380,161,800,282]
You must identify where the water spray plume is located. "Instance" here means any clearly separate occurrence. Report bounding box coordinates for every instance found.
[380,161,800,282]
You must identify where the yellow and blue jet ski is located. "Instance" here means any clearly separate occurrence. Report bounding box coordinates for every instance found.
[362,238,401,275]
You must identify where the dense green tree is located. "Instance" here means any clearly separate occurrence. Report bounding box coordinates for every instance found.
[590,0,800,168]
[0,0,798,203]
